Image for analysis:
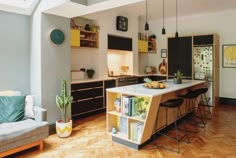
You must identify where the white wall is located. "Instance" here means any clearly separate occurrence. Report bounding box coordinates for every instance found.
[71,8,139,78]
[30,1,43,108]
[0,11,30,94]
[31,0,71,124]
[146,9,236,98]
[41,13,70,124]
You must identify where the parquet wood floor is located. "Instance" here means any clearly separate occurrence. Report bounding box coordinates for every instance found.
[6,104,236,158]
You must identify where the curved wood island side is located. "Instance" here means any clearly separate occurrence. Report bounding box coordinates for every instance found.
[106,79,206,150]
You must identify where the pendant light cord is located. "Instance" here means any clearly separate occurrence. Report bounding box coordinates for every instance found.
[145,0,149,31]
[163,0,164,27]
[176,0,178,32]
[146,0,148,23]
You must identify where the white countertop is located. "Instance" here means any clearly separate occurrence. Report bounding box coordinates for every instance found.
[71,74,167,84]
[106,79,206,97]
[71,76,116,84]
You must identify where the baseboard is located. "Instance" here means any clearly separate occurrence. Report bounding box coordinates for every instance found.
[219,97,236,105]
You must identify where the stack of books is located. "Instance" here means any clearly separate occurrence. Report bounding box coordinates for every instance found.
[129,121,144,142]
[122,96,139,117]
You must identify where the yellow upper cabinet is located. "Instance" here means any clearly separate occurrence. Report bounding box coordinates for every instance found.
[70,29,80,47]
[138,40,148,53]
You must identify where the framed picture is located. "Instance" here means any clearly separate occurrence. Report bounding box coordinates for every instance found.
[222,44,236,68]
[161,49,167,58]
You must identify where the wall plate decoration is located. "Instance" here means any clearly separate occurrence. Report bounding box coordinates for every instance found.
[49,29,65,45]
[116,16,128,31]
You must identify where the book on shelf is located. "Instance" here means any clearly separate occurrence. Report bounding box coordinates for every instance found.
[130,97,139,117]
[122,96,139,117]
[122,96,130,116]
[129,121,144,142]
[136,122,144,142]
[119,117,127,134]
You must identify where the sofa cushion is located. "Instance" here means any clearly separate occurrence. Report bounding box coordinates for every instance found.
[0,91,35,119]
[0,119,48,152]
[0,96,25,123]
[0,90,21,96]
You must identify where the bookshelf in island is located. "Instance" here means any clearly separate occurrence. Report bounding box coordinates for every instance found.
[106,80,206,150]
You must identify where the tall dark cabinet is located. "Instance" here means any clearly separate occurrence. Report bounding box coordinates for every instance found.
[168,36,192,78]
[167,34,219,106]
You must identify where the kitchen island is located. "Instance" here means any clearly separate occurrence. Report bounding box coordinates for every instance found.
[106,79,206,149]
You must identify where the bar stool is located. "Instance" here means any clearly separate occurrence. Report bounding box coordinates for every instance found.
[153,98,189,153]
[194,88,212,120]
[179,90,206,128]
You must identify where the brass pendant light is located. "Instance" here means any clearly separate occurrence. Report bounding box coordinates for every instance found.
[175,0,179,38]
[145,0,149,31]
[162,0,166,35]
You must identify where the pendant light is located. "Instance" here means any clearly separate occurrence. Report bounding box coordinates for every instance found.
[162,0,166,35]
[175,0,179,38]
[145,0,149,31]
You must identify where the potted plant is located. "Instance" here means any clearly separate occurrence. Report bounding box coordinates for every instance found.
[173,70,183,84]
[56,79,73,138]
[149,34,156,41]
[91,25,100,32]
[86,69,95,78]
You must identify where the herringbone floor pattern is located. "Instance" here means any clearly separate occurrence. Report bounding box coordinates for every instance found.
[8,104,236,158]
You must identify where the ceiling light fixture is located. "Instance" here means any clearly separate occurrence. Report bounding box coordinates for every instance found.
[145,0,149,31]
[162,0,166,35]
[175,0,179,38]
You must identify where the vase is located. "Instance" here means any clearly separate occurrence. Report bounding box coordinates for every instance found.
[85,24,91,31]
[56,119,72,138]
[173,78,182,84]
[87,72,94,78]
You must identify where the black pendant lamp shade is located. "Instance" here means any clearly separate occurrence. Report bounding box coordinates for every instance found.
[175,32,179,38]
[162,0,166,35]
[145,22,149,31]
[175,0,179,38]
[162,27,166,34]
[145,0,149,31]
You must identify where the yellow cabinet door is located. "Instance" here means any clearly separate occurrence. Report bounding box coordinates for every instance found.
[138,40,148,53]
[70,29,80,46]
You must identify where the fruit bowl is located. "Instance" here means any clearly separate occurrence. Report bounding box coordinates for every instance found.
[143,81,166,89]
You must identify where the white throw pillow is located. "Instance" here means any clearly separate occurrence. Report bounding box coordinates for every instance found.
[25,95,35,118]
[0,90,35,118]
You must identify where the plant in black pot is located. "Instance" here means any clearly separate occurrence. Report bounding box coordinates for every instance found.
[86,69,95,78]
[173,70,183,84]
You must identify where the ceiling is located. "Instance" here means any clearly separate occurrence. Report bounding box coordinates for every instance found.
[1,0,236,19]
[0,0,39,15]
[108,0,236,21]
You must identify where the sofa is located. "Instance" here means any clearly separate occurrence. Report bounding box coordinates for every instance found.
[0,91,49,157]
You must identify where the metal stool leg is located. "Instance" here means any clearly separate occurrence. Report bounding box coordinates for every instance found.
[200,93,212,120]
[154,106,189,153]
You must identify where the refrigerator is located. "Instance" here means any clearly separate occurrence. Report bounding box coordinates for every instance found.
[193,46,214,106]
